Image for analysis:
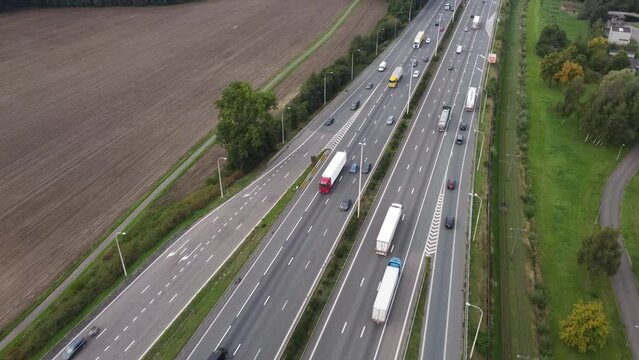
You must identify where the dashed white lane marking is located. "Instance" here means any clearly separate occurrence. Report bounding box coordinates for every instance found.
[282,300,288,311]
[411,188,415,194]
[104,345,110,352]
[172,275,177,280]
[141,307,146,313]
[96,328,106,339]
[217,229,222,233]
[253,348,262,360]
[305,260,311,270]
[419,166,423,172]
[207,254,214,263]
[261,196,267,203]
[341,322,348,334]
[288,257,294,266]
[398,186,402,193]
[236,223,242,230]
[233,344,242,356]
[325,198,329,205]
[223,222,228,227]
[284,172,289,178]
[165,282,170,288]
[125,340,135,352]
[132,317,137,322]
[360,277,365,287]
[307,226,313,234]
[422,128,425,133]
[415,145,418,151]
[360,326,366,338]
[141,285,150,294]
[169,293,178,303]
[114,335,120,342]
[426,147,430,152]
[180,267,185,273]
[263,295,270,306]
[323,229,328,236]
[352,178,356,184]
[390,244,395,253]
[149,298,155,305]
[339,175,343,182]
[263,246,283,276]
[216,326,232,350]
[406,164,410,170]
[123,326,128,332]
[237,282,260,318]
[375,138,379,144]
[212,216,219,223]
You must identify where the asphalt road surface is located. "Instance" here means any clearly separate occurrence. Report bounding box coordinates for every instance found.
[179,6,452,360]
[304,0,499,359]
[52,4,439,360]
[599,144,639,359]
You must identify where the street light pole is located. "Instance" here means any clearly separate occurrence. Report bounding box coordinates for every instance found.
[115,232,128,277]
[394,11,406,37]
[616,143,626,161]
[474,129,485,171]
[470,193,482,243]
[376,28,385,56]
[435,13,443,57]
[408,0,413,21]
[351,49,361,80]
[466,302,484,359]
[281,106,291,144]
[324,72,333,105]
[217,157,227,198]
[407,62,413,113]
[358,142,366,218]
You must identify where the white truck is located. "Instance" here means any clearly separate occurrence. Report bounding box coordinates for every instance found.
[375,203,403,255]
[472,16,480,29]
[437,105,452,131]
[319,151,347,194]
[413,31,425,48]
[372,257,402,324]
[465,87,477,112]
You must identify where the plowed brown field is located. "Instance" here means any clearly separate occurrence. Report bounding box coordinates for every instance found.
[0,0,385,328]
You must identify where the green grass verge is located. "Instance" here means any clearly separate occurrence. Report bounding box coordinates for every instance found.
[527,0,631,357]
[621,175,639,279]
[261,0,361,92]
[404,258,432,360]
[143,164,313,360]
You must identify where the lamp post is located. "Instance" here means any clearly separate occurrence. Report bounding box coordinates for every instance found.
[435,13,443,57]
[394,11,406,37]
[358,142,366,218]
[376,28,385,56]
[474,129,485,171]
[115,232,128,277]
[217,157,227,198]
[408,0,413,21]
[281,106,291,144]
[324,72,333,105]
[351,49,361,80]
[407,61,413,113]
[616,143,626,161]
[470,193,482,243]
[466,302,484,359]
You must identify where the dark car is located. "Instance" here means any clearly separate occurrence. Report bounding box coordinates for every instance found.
[324,117,335,126]
[435,22,439,27]
[447,177,456,190]
[447,64,454,71]
[350,100,360,110]
[208,347,228,360]
[423,56,430,63]
[412,59,418,67]
[362,163,372,174]
[339,199,353,211]
[445,216,455,229]
[62,337,87,360]
[459,122,468,131]
[366,82,374,90]
[440,26,445,32]
[456,134,464,145]
[349,163,359,174]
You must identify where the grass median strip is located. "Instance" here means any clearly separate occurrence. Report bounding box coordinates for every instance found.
[404,257,432,360]
[143,164,313,360]
[621,175,639,280]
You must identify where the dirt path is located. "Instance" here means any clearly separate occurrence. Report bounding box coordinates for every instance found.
[0,0,384,328]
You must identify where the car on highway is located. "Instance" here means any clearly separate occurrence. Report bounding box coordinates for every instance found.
[411,59,418,67]
[440,26,445,32]
[425,37,431,44]
[460,122,468,130]
[350,100,360,110]
[435,22,439,27]
[339,199,352,211]
[349,163,359,174]
[464,26,469,32]
[386,115,395,125]
[366,82,374,90]
[423,56,430,63]
[324,117,335,126]
[447,177,456,190]
[362,162,372,174]
[62,337,87,360]
[445,216,455,229]
[208,347,228,360]
[413,70,419,78]
[447,63,454,71]
[456,134,464,145]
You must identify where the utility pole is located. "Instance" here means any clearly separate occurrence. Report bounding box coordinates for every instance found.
[509,227,527,258]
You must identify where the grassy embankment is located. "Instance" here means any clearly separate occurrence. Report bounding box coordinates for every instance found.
[527,0,630,357]
[622,175,639,279]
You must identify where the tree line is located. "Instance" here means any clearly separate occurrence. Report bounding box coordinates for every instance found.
[1,0,187,10]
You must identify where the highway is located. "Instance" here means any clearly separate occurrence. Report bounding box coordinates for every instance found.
[304,0,500,359]
[179,4,452,360]
[52,3,440,360]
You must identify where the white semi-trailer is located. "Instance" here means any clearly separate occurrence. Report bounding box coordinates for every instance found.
[372,257,402,324]
[375,203,403,255]
[437,105,452,131]
[319,151,347,194]
[413,31,425,48]
[465,87,477,112]
[472,16,481,29]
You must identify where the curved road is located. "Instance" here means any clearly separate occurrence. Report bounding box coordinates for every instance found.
[599,144,639,358]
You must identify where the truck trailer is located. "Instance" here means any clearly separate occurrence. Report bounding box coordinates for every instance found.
[375,203,403,255]
[372,257,402,324]
[472,16,480,29]
[413,31,425,48]
[319,151,347,194]
[465,87,477,112]
[437,105,452,131]
[388,66,403,88]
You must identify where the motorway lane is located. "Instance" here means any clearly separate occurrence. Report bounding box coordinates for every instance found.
[51,14,421,359]
[304,0,499,359]
[179,5,447,360]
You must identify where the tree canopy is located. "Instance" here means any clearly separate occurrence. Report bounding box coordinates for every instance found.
[215,81,279,171]
[579,69,639,145]
[559,301,610,352]
[536,24,568,57]
[578,227,622,276]
[554,60,584,84]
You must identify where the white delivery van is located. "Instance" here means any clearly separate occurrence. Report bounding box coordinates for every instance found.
[456,45,462,54]
[378,61,387,72]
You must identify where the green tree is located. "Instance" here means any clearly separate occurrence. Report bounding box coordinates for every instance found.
[540,50,570,85]
[215,82,279,171]
[536,24,568,57]
[557,77,585,116]
[608,50,631,72]
[559,301,609,352]
[588,48,609,74]
[578,227,621,276]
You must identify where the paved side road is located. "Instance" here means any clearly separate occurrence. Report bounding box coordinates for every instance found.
[599,144,639,359]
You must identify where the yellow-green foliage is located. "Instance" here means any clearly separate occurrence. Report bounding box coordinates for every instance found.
[559,301,610,353]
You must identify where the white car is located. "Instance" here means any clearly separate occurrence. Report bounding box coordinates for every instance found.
[413,70,419,78]
[425,37,431,44]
